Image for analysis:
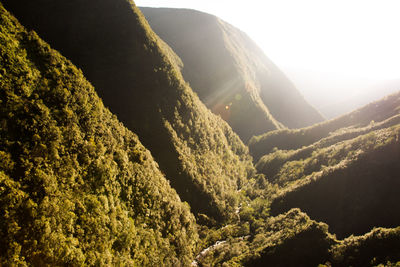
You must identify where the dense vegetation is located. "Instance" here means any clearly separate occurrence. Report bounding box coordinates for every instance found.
[249,91,400,161]
[195,208,400,266]
[256,114,400,184]
[249,89,400,240]
[241,90,400,264]
[269,124,400,238]
[330,226,400,267]
[195,208,336,266]
[2,0,400,266]
[140,7,324,142]
[0,5,198,265]
[2,0,263,223]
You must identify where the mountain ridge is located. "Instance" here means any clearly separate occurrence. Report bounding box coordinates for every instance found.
[0,4,198,264]
[140,7,324,141]
[2,0,263,222]
[249,91,400,162]
[1,1,400,265]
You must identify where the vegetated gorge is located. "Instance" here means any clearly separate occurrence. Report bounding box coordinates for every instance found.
[0,1,399,266]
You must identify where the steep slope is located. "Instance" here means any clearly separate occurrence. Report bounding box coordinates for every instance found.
[269,125,400,238]
[2,0,261,222]
[199,209,337,266]
[0,4,198,265]
[140,7,324,141]
[329,227,400,267]
[246,90,400,247]
[196,208,400,266]
[256,114,400,182]
[249,91,400,162]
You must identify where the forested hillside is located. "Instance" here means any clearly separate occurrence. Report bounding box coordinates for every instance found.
[0,4,198,265]
[1,0,267,223]
[140,7,324,141]
[194,208,400,266]
[269,125,400,238]
[1,0,400,266]
[249,91,400,161]
[248,90,400,240]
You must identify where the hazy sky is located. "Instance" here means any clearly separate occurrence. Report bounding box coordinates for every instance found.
[135,0,400,80]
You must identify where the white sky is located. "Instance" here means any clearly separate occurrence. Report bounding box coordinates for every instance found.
[136,0,400,115]
[135,0,400,81]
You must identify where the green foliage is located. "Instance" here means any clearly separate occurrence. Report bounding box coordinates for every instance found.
[195,207,400,266]
[257,123,399,187]
[196,208,337,266]
[0,5,198,265]
[270,125,400,238]
[331,227,400,266]
[244,105,400,265]
[256,114,400,182]
[2,1,400,266]
[249,92,400,162]
[2,0,263,223]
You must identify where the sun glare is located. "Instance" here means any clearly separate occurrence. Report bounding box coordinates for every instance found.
[136,0,400,80]
[231,0,400,81]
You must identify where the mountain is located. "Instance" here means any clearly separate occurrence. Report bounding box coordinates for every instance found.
[248,92,400,240]
[195,208,400,266]
[2,1,400,265]
[286,68,400,119]
[268,124,400,238]
[318,79,400,119]
[0,4,198,265]
[249,91,400,162]
[1,0,264,223]
[139,7,324,141]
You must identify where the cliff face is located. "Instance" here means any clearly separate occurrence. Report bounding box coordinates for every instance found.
[140,7,324,141]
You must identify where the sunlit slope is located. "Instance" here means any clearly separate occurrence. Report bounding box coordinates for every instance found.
[0,4,198,265]
[246,91,400,250]
[267,125,400,238]
[2,0,260,222]
[140,7,324,142]
[249,91,400,162]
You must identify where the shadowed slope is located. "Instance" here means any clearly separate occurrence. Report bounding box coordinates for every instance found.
[2,0,259,222]
[140,7,324,142]
[196,207,400,266]
[0,4,198,265]
[246,90,400,253]
[269,125,400,239]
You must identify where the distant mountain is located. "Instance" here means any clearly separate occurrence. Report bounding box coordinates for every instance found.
[140,7,324,141]
[0,4,197,265]
[319,79,400,119]
[2,0,262,223]
[286,68,400,118]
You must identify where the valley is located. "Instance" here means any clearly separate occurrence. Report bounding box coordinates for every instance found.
[0,1,399,266]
